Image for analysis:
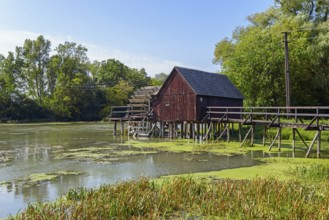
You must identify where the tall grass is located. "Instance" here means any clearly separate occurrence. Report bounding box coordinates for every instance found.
[10,177,329,219]
[290,162,329,181]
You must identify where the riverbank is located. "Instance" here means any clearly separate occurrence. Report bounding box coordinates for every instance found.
[10,174,329,219]
[8,138,329,219]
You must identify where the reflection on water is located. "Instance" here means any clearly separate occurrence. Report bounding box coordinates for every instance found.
[0,122,263,217]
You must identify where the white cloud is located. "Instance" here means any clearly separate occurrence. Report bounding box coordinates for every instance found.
[0,30,187,76]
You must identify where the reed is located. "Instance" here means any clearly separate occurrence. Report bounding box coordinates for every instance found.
[10,176,329,219]
[290,162,329,181]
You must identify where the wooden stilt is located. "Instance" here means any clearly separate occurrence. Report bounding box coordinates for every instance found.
[160,122,164,137]
[216,123,229,141]
[191,122,195,139]
[238,123,242,142]
[173,122,176,138]
[113,121,117,135]
[251,124,255,146]
[317,130,321,158]
[120,120,124,135]
[227,123,230,142]
[306,131,320,158]
[180,122,184,138]
[240,126,253,147]
[196,123,200,139]
[292,128,296,157]
[268,128,280,151]
[278,127,282,151]
[295,129,309,150]
[168,123,172,138]
[212,122,216,140]
[183,122,188,138]
[262,126,267,146]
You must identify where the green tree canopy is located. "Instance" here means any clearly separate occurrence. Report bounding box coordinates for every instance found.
[214,0,329,106]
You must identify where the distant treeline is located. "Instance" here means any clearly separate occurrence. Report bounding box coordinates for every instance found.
[0,36,167,121]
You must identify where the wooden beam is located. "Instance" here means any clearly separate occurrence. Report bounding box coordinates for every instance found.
[240,126,253,147]
[262,126,267,146]
[268,128,280,151]
[238,123,242,142]
[216,123,229,141]
[251,125,254,146]
[317,130,321,158]
[113,121,117,136]
[120,120,124,135]
[203,123,213,141]
[305,131,319,158]
[278,127,282,151]
[295,129,309,150]
[292,128,296,157]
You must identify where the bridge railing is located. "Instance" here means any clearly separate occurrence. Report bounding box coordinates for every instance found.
[206,106,329,124]
[108,106,132,120]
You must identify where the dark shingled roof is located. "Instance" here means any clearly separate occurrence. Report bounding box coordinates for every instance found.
[175,66,244,99]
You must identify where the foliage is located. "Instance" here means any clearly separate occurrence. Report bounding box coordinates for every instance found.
[150,72,168,86]
[11,177,329,219]
[0,36,155,121]
[214,0,329,106]
[290,162,329,181]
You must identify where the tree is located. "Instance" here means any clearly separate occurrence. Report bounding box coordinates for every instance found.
[48,42,94,120]
[90,59,151,117]
[214,1,329,106]
[21,35,51,103]
[151,72,168,86]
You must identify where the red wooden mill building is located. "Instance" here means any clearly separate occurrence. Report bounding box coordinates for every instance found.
[109,66,243,138]
[151,66,243,123]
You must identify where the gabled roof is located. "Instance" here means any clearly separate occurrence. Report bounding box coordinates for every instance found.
[175,66,244,99]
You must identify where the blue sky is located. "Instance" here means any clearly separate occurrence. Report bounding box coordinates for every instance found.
[0,0,274,76]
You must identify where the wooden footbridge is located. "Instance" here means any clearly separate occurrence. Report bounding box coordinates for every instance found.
[110,105,329,158]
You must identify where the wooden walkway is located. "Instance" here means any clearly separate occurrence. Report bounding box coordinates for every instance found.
[205,106,329,158]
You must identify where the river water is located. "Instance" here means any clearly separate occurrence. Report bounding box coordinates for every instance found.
[0,122,262,218]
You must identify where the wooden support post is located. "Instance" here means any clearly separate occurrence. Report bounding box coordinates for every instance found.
[191,123,195,139]
[295,129,309,150]
[184,122,188,138]
[212,122,216,140]
[292,128,296,157]
[216,123,229,141]
[306,131,319,158]
[251,124,255,146]
[196,123,200,139]
[268,128,280,151]
[160,122,164,137]
[262,126,267,146]
[168,123,172,138]
[317,130,321,158]
[278,127,282,151]
[240,126,253,147]
[113,121,117,136]
[227,123,230,142]
[173,122,176,138]
[120,120,124,135]
[238,123,242,142]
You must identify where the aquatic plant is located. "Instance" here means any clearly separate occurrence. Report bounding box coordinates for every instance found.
[10,177,329,219]
[290,162,329,181]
